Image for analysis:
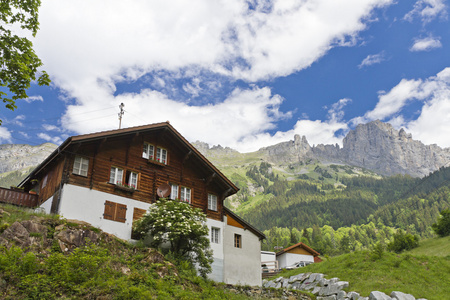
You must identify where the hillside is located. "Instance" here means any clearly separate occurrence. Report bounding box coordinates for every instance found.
[0,204,252,299]
[276,247,450,300]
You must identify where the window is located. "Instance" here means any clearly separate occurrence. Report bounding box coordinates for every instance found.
[180,186,191,203]
[169,184,191,203]
[156,147,167,164]
[142,143,154,160]
[211,227,220,244]
[234,234,242,248]
[208,194,218,211]
[126,171,138,189]
[143,143,168,165]
[103,200,127,223]
[109,167,124,185]
[170,184,179,200]
[73,156,89,176]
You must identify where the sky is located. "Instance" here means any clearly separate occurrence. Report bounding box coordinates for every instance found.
[1,0,450,153]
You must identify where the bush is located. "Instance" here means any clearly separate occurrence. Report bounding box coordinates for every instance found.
[432,209,450,237]
[133,198,213,277]
[387,230,419,253]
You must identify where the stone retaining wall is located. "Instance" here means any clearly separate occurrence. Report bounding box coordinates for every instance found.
[262,272,427,300]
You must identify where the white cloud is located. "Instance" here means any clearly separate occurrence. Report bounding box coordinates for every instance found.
[32,0,393,152]
[37,133,63,144]
[358,52,386,68]
[42,124,61,132]
[354,67,450,148]
[23,95,44,103]
[404,0,447,23]
[410,36,442,51]
[0,127,12,143]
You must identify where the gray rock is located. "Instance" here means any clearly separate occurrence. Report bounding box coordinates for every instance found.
[317,296,337,300]
[337,290,347,300]
[369,291,392,300]
[390,291,415,300]
[275,276,284,282]
[312,286,321,295]
[347,292,360,300]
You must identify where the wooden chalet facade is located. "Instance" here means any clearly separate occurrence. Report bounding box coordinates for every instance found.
[18,122,265,286]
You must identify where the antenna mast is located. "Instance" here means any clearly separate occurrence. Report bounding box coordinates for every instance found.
[118,103,125,129]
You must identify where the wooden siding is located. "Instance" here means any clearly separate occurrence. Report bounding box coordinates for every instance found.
[226,213,245,229]
[287,247,312,255]
[36,129,228,221]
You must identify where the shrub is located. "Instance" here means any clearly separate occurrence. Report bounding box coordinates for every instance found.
[387,230,419,253]
[133,198,213,277]
[431,209,450,237]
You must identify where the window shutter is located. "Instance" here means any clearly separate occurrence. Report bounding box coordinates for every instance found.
[133,207,146,221]
[116,203,127,223]
[104,201,115,220]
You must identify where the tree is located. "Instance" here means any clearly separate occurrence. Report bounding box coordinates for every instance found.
[1,0,50,124]
[133,198,213,277]
[387,230,419,253]
[431,209,450,237]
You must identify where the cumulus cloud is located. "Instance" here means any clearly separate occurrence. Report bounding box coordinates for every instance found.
[37,133,63,144]
[354,67,450,148]
[410,36,442,51]
[31,0,393,152]
[0,127,12,143]
[358,52,386,68]
[23,95,44,103]
[404,0,447,23]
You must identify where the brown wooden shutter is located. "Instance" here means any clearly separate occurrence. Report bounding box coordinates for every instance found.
[116,203,127,223]
[133,207,147,221]
[104,201,115,220]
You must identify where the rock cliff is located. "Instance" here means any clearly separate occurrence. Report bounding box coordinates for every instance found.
[0,143,57,174]
[260,120,450,177]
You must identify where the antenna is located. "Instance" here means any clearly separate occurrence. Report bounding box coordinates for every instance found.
[118,103,125,129]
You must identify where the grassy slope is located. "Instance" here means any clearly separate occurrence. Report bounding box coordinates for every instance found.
[0,204,250,300]
[406,236,450,257]
[276,242,450,300]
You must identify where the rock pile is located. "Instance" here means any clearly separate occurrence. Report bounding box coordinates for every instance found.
[263,273,426,300]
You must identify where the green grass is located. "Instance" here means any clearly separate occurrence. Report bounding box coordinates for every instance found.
[406,235,450,257]
[276,250,450,300]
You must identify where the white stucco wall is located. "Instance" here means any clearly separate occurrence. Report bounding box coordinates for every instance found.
[261,251,276,263]
[223,216,262,286]
[277,253,314,269]
[206,218,224,283]
[40,196,53,214]
[53,184,151,240]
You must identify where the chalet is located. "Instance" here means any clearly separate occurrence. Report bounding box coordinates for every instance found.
[276,242,321,269]
[18,122,265,286]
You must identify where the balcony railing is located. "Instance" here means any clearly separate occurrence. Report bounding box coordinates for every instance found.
[0,187,39,208]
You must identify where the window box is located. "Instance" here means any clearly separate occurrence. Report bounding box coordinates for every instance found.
[113,183,136,193]
[147,158,167,166]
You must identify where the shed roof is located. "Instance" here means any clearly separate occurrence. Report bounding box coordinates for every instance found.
[276,242,320,257]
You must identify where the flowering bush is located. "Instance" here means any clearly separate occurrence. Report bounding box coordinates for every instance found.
[133,198,213,277]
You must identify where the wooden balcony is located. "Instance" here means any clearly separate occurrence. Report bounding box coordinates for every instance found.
[0,187,39,208]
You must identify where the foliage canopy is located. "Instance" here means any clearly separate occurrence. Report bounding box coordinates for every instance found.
[0,0,50,124]
[133,198,213,277]
[431,209,450,237]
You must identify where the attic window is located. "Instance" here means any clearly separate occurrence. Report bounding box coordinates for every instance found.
[143,143,154,160]
[143,142,168,165]
[73,156,89,177]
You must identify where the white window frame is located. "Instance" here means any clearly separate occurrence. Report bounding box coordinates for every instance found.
[180,186,191,203]
[73,156,89,177]
[170,184,179,200]
[109,167,124,185]
[142,143,154,160]
[128,171,138,188]
[211,227,220,244]
[156,147,168,164]
[208,194,218,211]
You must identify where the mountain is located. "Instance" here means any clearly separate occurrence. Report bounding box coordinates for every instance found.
[259,120,450,177]
[0,143,57,188]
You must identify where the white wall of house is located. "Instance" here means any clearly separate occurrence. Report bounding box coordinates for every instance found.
[223,215,262,286]
[40,196,53,214]
[206,218,224,283]
[277,253,314,269]
[51,184,151,240]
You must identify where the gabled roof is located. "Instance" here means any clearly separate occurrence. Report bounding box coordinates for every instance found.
[19,122,238,194]
[223,206,266,240]
[276,242,320,257]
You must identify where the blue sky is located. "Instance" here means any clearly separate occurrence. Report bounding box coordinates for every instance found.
[1,0,450,152]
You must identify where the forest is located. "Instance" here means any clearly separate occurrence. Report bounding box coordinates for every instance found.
[228,162,450,255]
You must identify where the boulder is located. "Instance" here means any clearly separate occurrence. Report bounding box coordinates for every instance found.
[370,291,392,300]
[390,291,415,300]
